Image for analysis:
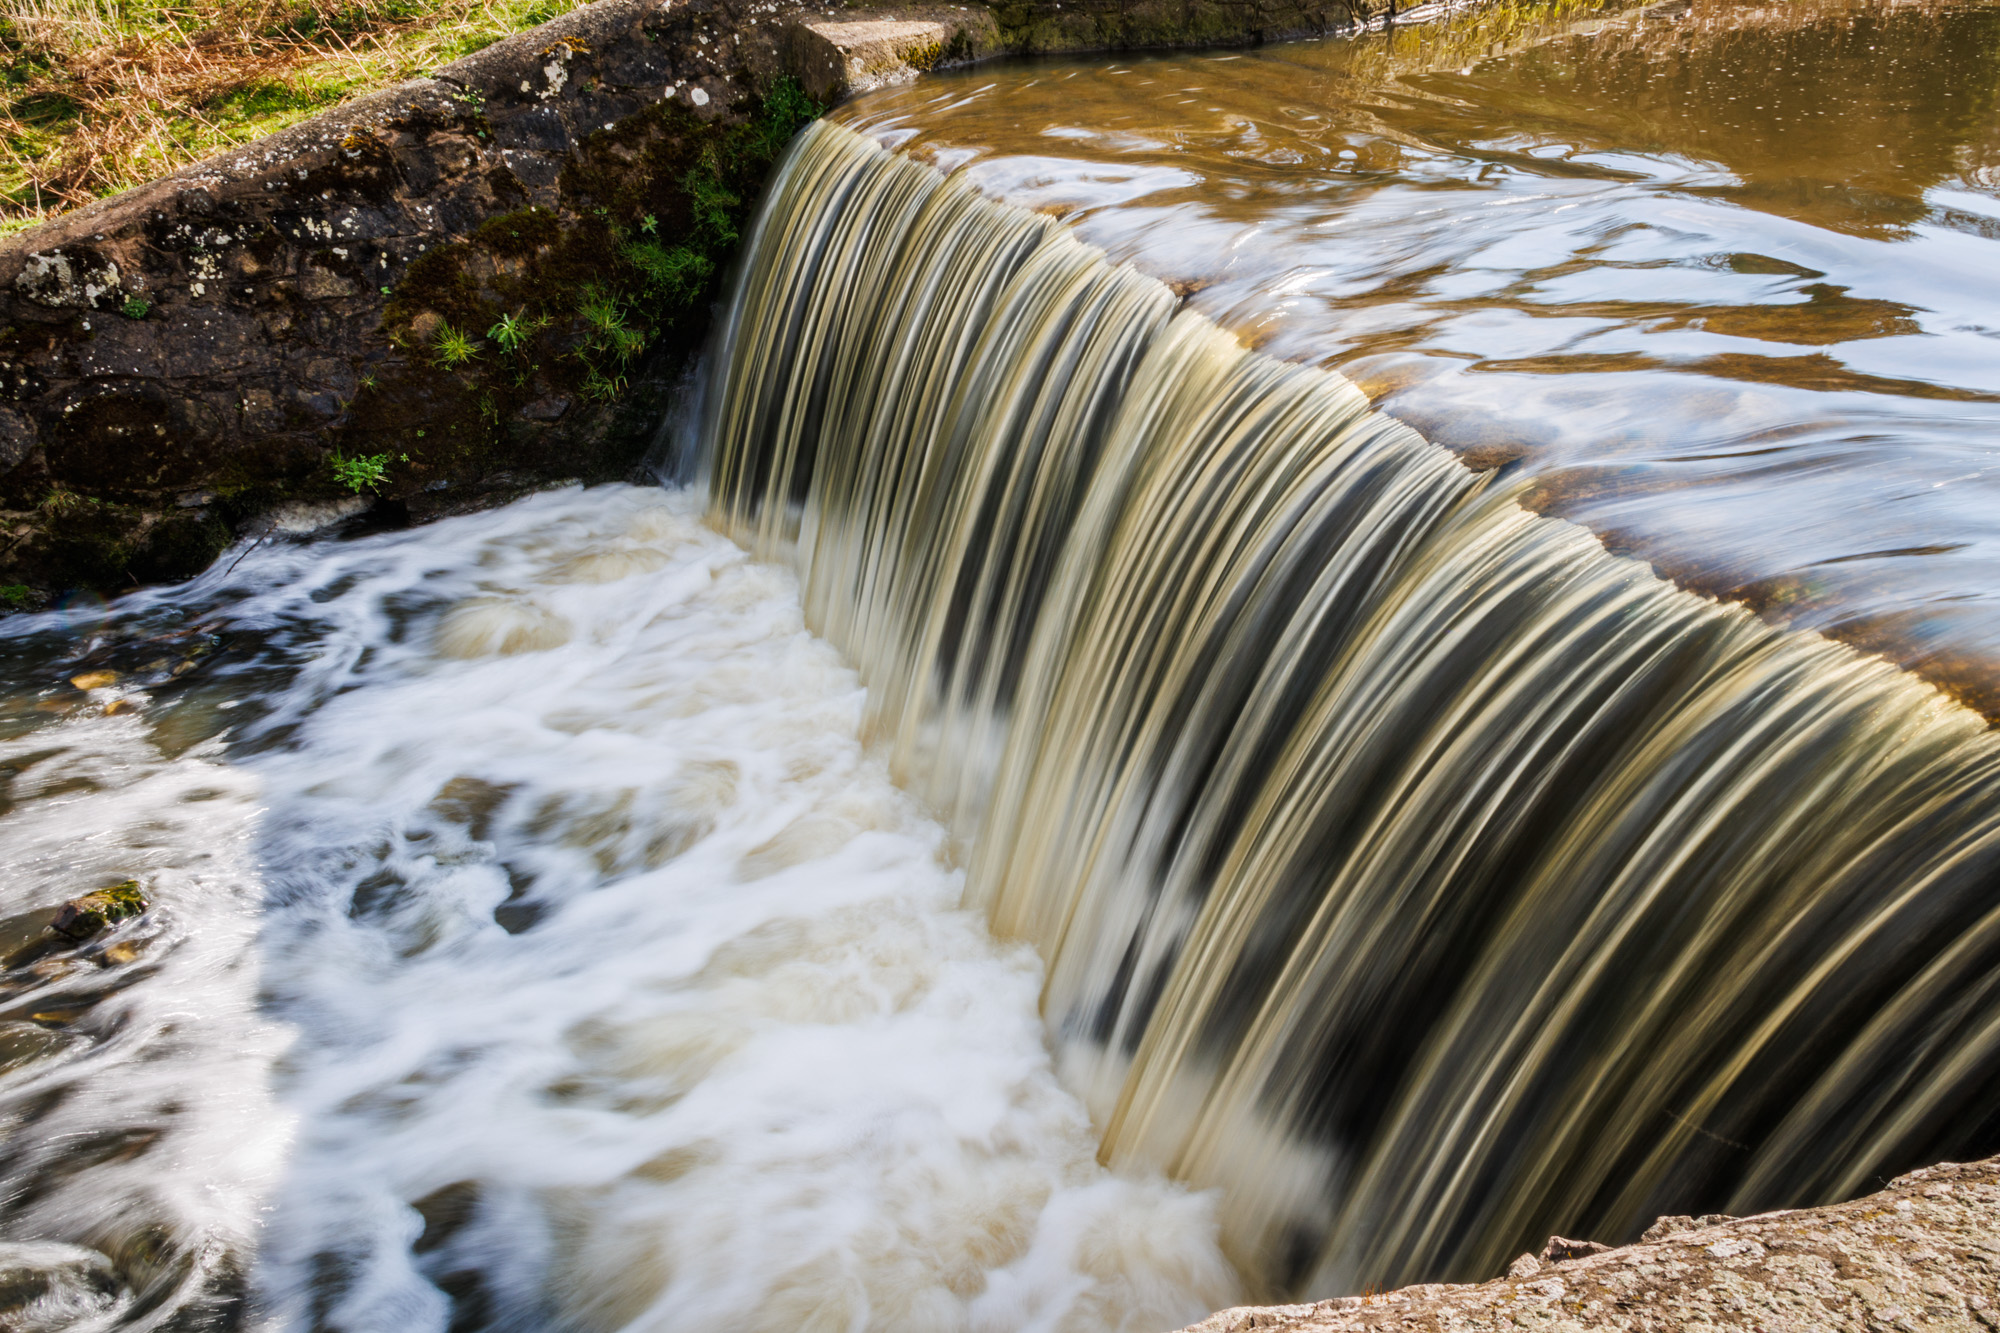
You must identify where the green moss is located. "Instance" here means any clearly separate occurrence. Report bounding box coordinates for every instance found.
[331,450,391,491]
[51,880,148,941]
[353,76,824,486]
[383,244,486,333]
[206,78,350,123]
[131,512,231,582]
[620,236,711,306]
[39,502,145,587]
[474,205,563,256]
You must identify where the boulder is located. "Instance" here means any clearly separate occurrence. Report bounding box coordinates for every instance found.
[50,881,148,942]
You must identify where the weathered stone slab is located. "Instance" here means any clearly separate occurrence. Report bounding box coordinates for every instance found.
[1179,1155,2000,1333]
[787,18,952,100]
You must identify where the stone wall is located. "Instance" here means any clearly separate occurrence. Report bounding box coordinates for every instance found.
[0,0,1384,601]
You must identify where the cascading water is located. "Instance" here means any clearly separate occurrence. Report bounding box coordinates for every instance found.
[4,9,1999,1324]
[705,119,2000,1298]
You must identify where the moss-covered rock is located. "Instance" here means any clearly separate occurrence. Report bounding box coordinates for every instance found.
[341,78,821,505]
[0,0,841,602]
[50,881,149,942]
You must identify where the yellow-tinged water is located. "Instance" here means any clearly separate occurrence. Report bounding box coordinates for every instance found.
[706,116,2000,1298]
[838,0,2000,713]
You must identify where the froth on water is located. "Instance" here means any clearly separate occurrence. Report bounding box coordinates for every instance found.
[0,486,1241,1331]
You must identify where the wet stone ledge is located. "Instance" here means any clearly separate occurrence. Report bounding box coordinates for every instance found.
[0,0,1391,602]
[1181,1156,2000,1333]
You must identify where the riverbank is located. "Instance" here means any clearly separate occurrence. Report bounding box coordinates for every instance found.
[0,0,1417,603]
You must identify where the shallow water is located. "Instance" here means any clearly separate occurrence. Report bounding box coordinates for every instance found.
[0,487,1239,1331]
[839,0,2000,710]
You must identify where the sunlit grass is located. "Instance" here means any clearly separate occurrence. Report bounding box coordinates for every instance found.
[0,0,592,230]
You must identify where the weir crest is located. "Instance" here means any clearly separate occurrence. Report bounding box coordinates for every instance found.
[703,119,2000,1299]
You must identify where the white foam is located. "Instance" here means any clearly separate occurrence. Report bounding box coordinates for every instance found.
[216,485,1241,1331]
[0,686,289,1322]
[432,596,575,658]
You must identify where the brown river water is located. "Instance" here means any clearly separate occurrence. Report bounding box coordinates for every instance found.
[1,1,1999,1325]
[838,0,2000,712]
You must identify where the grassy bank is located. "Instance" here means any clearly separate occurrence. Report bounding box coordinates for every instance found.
[0,0,600,234]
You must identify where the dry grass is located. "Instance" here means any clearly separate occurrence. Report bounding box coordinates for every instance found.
[0,0,587,233]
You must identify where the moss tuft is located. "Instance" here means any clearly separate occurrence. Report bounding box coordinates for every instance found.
[130,512,232,583]
[474,205,563,256]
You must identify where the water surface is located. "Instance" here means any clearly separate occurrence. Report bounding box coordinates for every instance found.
[842,0,2000,709]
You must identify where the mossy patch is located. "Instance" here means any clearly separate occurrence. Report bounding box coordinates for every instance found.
[130,511,232,582]
[51,880,148,942]
[346,76,822,492]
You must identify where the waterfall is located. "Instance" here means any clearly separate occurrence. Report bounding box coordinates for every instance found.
[702,120,2000,1299]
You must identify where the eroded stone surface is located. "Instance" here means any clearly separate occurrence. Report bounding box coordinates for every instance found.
[1181,1157,2000,1333]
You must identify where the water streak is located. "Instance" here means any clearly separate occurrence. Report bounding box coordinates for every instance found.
[706,119,2000,1297]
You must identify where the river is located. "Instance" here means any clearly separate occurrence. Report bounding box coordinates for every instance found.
[2,0,1997,1325]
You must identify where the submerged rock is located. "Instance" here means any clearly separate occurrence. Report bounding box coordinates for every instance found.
[1181,1156,2000,1333]
[433,597,573,658]
[50,881,148,943]
[0,1241,130,1333]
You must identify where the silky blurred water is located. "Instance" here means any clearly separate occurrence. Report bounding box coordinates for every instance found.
[840,0,2000,710]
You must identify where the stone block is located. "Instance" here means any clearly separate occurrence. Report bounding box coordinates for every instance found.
[785,18,949,101]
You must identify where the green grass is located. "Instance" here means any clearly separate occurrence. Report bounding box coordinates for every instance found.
[486,309,546,352]
[430,320,480,367]
[0,0,605,227]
